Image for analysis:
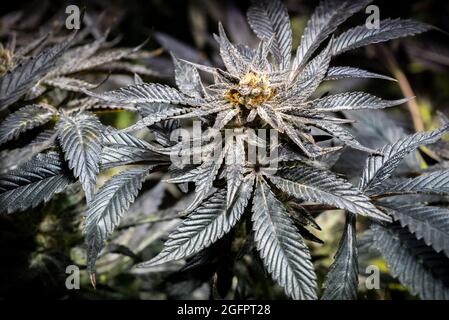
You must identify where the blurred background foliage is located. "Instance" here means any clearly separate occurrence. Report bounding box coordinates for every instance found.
[0,0,448,300]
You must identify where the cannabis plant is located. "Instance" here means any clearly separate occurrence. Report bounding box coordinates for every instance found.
[0,25,158,171]
[1,0,448,300]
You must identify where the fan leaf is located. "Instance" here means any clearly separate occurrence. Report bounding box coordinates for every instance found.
[225,133,246,207]
[287,40,332,102]
[172,54,205,98]
[43,76,97,93]
[215,23,249,75]
[382,202,449,257]
[309,92,409,112]
[0,130,56,174]
[377,170,449,196]
[0,152,73,214]
[0,34,73,110]
[252,177,317,300]
[85,167,150,273]
[325,66,396,81]
[84,83,205,107]
[123,103,193,133]
[0,104,54,145]
[322,213,358,300]
[139,176,254,267]
[360,125,449,191]
[293,0,372,69]
[101,129,168,170]
[57,112,103,203]
[366,224,449,300]
[312,121,378,154]
[269,166,391,222]
[247,0,292,70]
[332,18,432,56]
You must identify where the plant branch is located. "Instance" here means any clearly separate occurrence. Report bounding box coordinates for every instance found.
[376,45,424,132]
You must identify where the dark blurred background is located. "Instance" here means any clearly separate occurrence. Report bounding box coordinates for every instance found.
[1,0,448,300]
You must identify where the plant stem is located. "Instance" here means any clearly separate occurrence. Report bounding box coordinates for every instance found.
[376,45,424,132]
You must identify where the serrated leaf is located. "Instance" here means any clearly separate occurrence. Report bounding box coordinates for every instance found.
[166,164,197,192]
[57,112,102,203]
[211,109,240,132]
[0,129,56,174]
[64,47,140,74]
[287,40,332,102]
[85,83,205,107]
[43,76,97,93]
[165,137,230,213]
[101,129,168,169]
[137,103,180,147]
[382,202,449,257]
[215,23,249,75]
[282,120,337,158]
[269,166,391,222]
[312,121,378,153]
[258,103,286,131]
[360,125,449,191]
[378,170,449,196]
[322,213,358,300]
[0,104,54,145]
[123,103,193,133]
[252,177,317,300]
[368,224,449,300]
[183,145,227,213]
[251,36,275,71]
[172,54,205,98]
[13,34,49,63]
[325,66,396,81]
[293,0,372,69]
[247,0,292,70]
[139,177,254,268]
[48,36,106,77]
[0,152,73,214]
[332,18,432,56]
[276,144,341,170]
[85,167,150,273]
[65,97,135,113]
[149,119,180,148]
[171,103,233,120]
[0,34,73,110]
[95,61,159,77]
[235,43,256,61]
[309,92,410,111]
[225,133,246,207]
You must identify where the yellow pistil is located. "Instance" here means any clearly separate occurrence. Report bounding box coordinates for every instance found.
[225,71,276,108]
[0,46,12,77]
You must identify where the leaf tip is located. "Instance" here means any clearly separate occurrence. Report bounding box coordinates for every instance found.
[89,273,97,289]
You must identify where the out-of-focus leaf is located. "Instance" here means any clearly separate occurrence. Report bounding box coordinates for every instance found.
[0,104,54,145]
[0,34,73,109]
